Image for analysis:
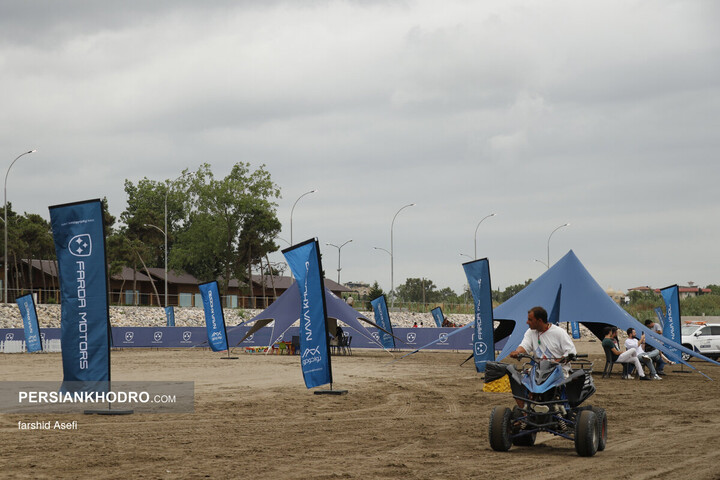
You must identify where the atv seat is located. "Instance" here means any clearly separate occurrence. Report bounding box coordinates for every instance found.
[602,344,630,378]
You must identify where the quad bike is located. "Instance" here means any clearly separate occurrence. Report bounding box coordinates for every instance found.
[487,353,607,457]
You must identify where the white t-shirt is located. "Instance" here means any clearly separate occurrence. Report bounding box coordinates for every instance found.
[625,337,645,354]
[519,323,577,360]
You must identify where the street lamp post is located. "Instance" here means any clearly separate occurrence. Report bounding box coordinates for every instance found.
[290,189,317,245]
[459,253,473,261]
[534,259,549,269]
[547,223,570,270]
[390,203,415,308]
[474,213,496,259]
[4,149,36,303]
[145,223,168,307]
[326,240,352,284]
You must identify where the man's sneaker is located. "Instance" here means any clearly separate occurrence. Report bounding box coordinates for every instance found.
[657,371,666,376]
[623,375,634,380]
[639,375,651,381]
[653,374,663,380]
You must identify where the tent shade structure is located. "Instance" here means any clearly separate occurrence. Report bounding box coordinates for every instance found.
[493,250,720,370]
[229,283,394,349]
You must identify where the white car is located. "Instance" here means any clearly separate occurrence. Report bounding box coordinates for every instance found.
[681,323,720,360]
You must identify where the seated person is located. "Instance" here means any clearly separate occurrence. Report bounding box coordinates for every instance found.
[601,326,650,380]
[625,327,662,380]
[644,319,676,374]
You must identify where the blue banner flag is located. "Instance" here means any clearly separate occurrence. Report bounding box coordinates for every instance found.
[654,307,665,329]
[462,258,495,373]
[430,307,444,328]
[370,295,395,349]
[198,281,228,352]
[571,321,581,339]
[49,199,111,387]
[282,239,333,389]
[16,294,42,352]
[165,306,175,327]
[660,285,682,362]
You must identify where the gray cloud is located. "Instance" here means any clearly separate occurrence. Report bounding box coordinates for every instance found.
[1,0,719,295]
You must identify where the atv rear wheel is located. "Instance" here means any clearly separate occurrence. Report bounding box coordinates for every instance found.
[489,406,512,451]
[574,410,599,457]
[592,407,607,451]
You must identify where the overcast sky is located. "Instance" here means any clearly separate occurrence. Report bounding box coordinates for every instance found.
[1,0,719,295]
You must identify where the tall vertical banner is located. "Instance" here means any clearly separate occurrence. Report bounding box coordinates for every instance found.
[282,239,332,389]
[660,285,682,362]
[165,306,175,327]
[199,281,228,351]
[16,293,42,352]
[430,306,444,328]
[49,199,111,387]
[571,320,581,340]
[463,258,495,373]
[371,295,395,349]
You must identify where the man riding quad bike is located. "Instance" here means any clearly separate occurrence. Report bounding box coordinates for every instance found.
[486,353,607,457]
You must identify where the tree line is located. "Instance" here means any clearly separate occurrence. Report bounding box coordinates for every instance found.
[2,162,281,298]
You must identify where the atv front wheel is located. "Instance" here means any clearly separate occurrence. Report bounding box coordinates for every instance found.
[574,409,599,457]
[489,406,512,452]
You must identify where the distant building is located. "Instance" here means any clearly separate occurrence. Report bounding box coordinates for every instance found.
[627,285,711,300]
[344,281,370,297]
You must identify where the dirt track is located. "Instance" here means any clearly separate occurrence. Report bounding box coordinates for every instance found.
[2,343,720,480]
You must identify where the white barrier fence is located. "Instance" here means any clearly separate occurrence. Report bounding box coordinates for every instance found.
[0,339,61,353]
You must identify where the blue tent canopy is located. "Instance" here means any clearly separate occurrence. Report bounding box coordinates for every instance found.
[494,250,720,370]
[228,283,389,348]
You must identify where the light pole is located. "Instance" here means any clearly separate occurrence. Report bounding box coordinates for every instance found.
[460,253,473,261]
[534,259,549,269]
[390,203,415,308]
[474,213,496,259]
[145,223,168,307]
[547,223,570,270]
[326,240,352,284]
[4,149,35,303]
[290,189,317,245]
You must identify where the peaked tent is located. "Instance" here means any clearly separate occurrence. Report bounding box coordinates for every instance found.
[493,250,720,369]
[228,283,390,348]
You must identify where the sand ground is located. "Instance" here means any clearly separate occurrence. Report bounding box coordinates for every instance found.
[1,339,719,480]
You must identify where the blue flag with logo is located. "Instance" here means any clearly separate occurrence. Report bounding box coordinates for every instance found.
[462,258,494,373]
[571,320,581,339]
[49,199,111,387]
[660,285,682,362]
[16,293,42,352]
[283,239,332,389]
[165,306,175,327]
[431,306,444,328]
[199,281,228,352]
[371,295,395,349]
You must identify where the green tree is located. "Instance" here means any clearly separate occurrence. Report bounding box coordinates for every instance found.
[704,284,720,295]
[121,175,189,268]
[396,277,438,303]
[495,279,533,303]
[173,163,280,293]
[366,281,385,309]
